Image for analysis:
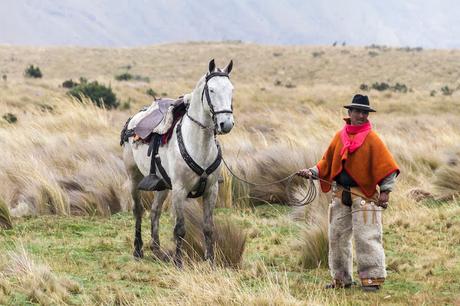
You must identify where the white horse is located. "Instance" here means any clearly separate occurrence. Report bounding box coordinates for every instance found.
[122,59,234,267]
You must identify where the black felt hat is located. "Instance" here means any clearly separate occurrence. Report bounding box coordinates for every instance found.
[343,94,376,112]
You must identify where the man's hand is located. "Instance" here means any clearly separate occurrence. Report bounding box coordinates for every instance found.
[297,168,313,178]
[378,191,390,209]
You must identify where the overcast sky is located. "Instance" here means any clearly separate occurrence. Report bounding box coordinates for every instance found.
[0,0,459,48]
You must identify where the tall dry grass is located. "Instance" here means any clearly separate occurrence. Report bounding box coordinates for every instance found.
[0,197,13,229]
[183,200,247,267]
[2,43,460,218]
[432,147,460,200]
[0,98,132,219]
[0,246,81,305]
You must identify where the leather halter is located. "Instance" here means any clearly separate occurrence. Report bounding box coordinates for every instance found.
[187,71,233,131]
[176,118,222,198]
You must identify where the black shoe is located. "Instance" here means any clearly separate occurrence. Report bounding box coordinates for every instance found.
[137,174,168,191]
[362,285,380,292]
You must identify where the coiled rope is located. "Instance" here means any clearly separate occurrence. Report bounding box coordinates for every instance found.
[221,157,317,206]
[221,157,387,214]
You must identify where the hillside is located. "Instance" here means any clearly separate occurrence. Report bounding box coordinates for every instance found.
[1,0,460,48]
[0,43,459,305]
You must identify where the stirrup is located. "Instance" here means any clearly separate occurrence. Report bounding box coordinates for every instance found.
[137,174,168,191]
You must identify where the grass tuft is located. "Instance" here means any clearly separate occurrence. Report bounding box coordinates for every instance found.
[1,246,81,305]
[183,201,247,267]
[0,197,13,229]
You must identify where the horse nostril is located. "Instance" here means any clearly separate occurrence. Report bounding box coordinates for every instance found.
[219,122,224,130]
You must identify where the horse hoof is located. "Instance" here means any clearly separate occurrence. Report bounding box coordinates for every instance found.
[174,258,183,269]
[152,250,171,262]
[133,249,144,259]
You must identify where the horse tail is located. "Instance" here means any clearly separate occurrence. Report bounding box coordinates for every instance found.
[120,117,134,146]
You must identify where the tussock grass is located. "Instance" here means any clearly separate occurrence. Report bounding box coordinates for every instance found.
[299,217,329,269]
[297,191,330,269]
[154,261,305,305]
[0,99,132,217]
[0,246,81,305]
[0,197,13,229]
[433,160,460,200]
[183,201,247,267]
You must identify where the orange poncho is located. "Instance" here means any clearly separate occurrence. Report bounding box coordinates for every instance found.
[317,129,399,198]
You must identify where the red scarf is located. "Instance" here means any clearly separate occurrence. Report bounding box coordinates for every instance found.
[340,120,372,156]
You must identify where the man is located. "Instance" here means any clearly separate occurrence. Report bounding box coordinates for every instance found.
[298,94,399,292]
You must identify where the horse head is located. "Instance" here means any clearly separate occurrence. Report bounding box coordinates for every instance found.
[202,59,234,134]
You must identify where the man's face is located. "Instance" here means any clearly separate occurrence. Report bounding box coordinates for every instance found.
[349,108,369,125]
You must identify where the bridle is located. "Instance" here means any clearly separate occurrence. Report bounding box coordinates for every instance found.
[186,71,233,132]
[176,71,233,198]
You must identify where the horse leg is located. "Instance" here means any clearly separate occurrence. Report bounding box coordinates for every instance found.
[203,182,218,264]
[150,190,169,260]
[131,171,145,259]
[172,189,187,268]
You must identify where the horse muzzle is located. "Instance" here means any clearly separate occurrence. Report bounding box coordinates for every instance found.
[216,117,234,134]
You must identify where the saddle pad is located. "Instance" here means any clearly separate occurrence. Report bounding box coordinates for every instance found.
[134,98,181,139]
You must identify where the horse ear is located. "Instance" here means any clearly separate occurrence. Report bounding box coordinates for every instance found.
[224,60,233,74]
[208,59,216,73]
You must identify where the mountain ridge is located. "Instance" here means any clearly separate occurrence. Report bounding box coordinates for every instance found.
[0,0,459,48]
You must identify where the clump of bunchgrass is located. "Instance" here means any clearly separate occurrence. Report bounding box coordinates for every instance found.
[297,191,329,269]
[1,246,81,305]
[431,147,460,200]
[0,197,13,229]
[182,201,246,267]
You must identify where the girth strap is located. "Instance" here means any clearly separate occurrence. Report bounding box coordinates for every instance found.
[176,119,222,198]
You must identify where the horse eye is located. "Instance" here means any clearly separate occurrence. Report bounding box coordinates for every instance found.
[210,89,215,93]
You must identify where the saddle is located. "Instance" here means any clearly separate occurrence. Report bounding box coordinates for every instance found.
[120,97,187,192]
[120,97,187,145]
[134,98,185,140]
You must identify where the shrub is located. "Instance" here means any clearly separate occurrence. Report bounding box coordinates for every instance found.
[359,83,369,91]
[115,73,150,82]
[393,82,408,93]
[115,73,133,81]
[146,88,157,98]
[441,86,454,96]
[368,51,379,57]
[24,65,42,78]
[62,79,78,89]
[133,75,150,82]
[2,113,17,124]
[371,82,390,91]
[68,81,119,109]
[312,51,324,58]
[430,90,437,97]
[2,74,6,81]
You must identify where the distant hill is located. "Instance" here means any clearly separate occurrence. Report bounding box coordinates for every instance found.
[0,0,459,48]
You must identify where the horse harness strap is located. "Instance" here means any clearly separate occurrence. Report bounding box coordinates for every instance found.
[149,134,172,188]
[176,119,222,198]
[201,71,233,117]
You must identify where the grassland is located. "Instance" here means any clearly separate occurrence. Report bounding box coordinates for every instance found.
[0,42,460,305]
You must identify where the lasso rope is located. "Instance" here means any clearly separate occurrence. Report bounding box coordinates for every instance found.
[221,157,317,206]
[221,157,388,213]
